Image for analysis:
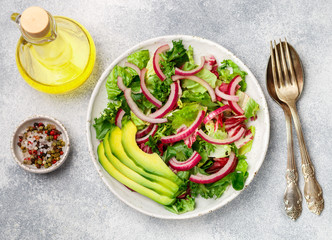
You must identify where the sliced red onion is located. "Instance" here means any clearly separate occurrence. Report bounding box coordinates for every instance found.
[115,109,125,129]
[206,161,227,174]
[124,88,167,124]
[149,82,178,118]
[227,76,244,115]
[169,151,202,171]
[227,124,244,137]
[139,142,152,154]
[140,68,162,108]
[153,44,170,81]
[224,115,247,124]
[136,125,158,144]
[174,56,205,76]
[228,75,242,95]
[215,87,239,101]
[177,81,182,98]
[219,83,229,93]
[161,110,205,144]
[203,105,231,124]
[229,101,245,115]
[176,125,198,148]
[197,127,245,145]
[136,124,154,138]
[125,62,141,75]
[117,76,127,91]
[189,152,236,184]
[225,121,242,132]
[224,116,246,131]
[204,55,217,71]
[234,129,254,149]
[172,75,216,102]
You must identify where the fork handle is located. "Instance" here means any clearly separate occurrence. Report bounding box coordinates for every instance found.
[287,101,324,215]
[283,106,302,220]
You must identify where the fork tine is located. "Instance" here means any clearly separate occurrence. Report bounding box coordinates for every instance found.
[270,41,279,89]
[274,40,284,86]
[279,39,291,85]
[284,38,297,86]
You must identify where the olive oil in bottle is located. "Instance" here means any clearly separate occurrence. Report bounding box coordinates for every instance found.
[11,6,96,94]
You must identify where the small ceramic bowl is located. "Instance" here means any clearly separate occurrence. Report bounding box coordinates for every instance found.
[11,115,70,174]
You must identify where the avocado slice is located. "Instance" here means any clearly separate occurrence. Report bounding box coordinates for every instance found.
[109,127,180,194]
[103,131,176,197]
[121,121,183,186]
[97,143,175,206]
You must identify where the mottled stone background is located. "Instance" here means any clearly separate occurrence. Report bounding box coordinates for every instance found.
[1,0,331,239]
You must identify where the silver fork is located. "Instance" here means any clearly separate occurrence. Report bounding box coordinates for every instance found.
[270,39,324,215]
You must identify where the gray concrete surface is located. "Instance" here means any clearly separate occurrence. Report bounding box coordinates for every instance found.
[1,0,331,239]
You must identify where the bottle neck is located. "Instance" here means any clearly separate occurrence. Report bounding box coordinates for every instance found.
[12,11,58,44]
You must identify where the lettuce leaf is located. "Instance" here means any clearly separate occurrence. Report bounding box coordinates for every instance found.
[127,50,150,69]
[232,156,249,190]
[217,59,247,91]
[164,197,195,214]
[181,90,219,110]
[164,40,189,66]
[187,45,195,64]
[190,175,232,199]
[205,127,231,158]
[192,137,216,165]
[169,103,204,130]
[130,111,147,129]
[237,91,260,119]
[93,101,122,139]
[106,66,137,99]
[182,68,217,93]
[145,135,160,154]
[146,74,172,102]
[146,57,155,76]
[163,141,194,162]
[239,126,255,155]
[244,98,260,119]
[190,155,249,198]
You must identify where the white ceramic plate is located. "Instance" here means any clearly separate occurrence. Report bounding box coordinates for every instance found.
[86,35,270,219]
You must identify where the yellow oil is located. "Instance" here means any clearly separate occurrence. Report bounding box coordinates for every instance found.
[16,16,96,94]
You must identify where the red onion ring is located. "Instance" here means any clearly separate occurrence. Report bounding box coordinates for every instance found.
[149,82,178,118]
[172,75,216,102]
[124,88,167,124]
[140,68,162,108]
[136,124,154,138]
[153,44,170,81]
[125,62,141,76]
[117,76,127,91]
[174,56,205,76]
[169,151,202,171]
[161,110,205,144]
[115,109,125,129]
[136,125,158,144]
[197,127,245,145]
[189,152,236,184]
[203,105,232,124]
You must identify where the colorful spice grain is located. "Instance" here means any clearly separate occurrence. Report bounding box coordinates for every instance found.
[17,122,66,169]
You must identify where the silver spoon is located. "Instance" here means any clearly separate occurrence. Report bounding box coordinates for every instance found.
[266,42,303,220]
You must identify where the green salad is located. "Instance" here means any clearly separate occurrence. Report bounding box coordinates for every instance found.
[94,40,259,214]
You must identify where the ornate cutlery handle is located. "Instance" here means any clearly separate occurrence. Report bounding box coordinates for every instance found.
[288,102,324,215]
[283,106,302,220]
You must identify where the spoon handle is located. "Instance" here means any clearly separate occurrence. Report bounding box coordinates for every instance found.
[282,106,302,220]
[288,101,324,215]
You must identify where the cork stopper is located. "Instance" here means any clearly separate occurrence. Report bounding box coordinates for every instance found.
[20,6,50,38]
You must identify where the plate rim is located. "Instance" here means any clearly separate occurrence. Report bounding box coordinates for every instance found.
[86,35,270,219]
